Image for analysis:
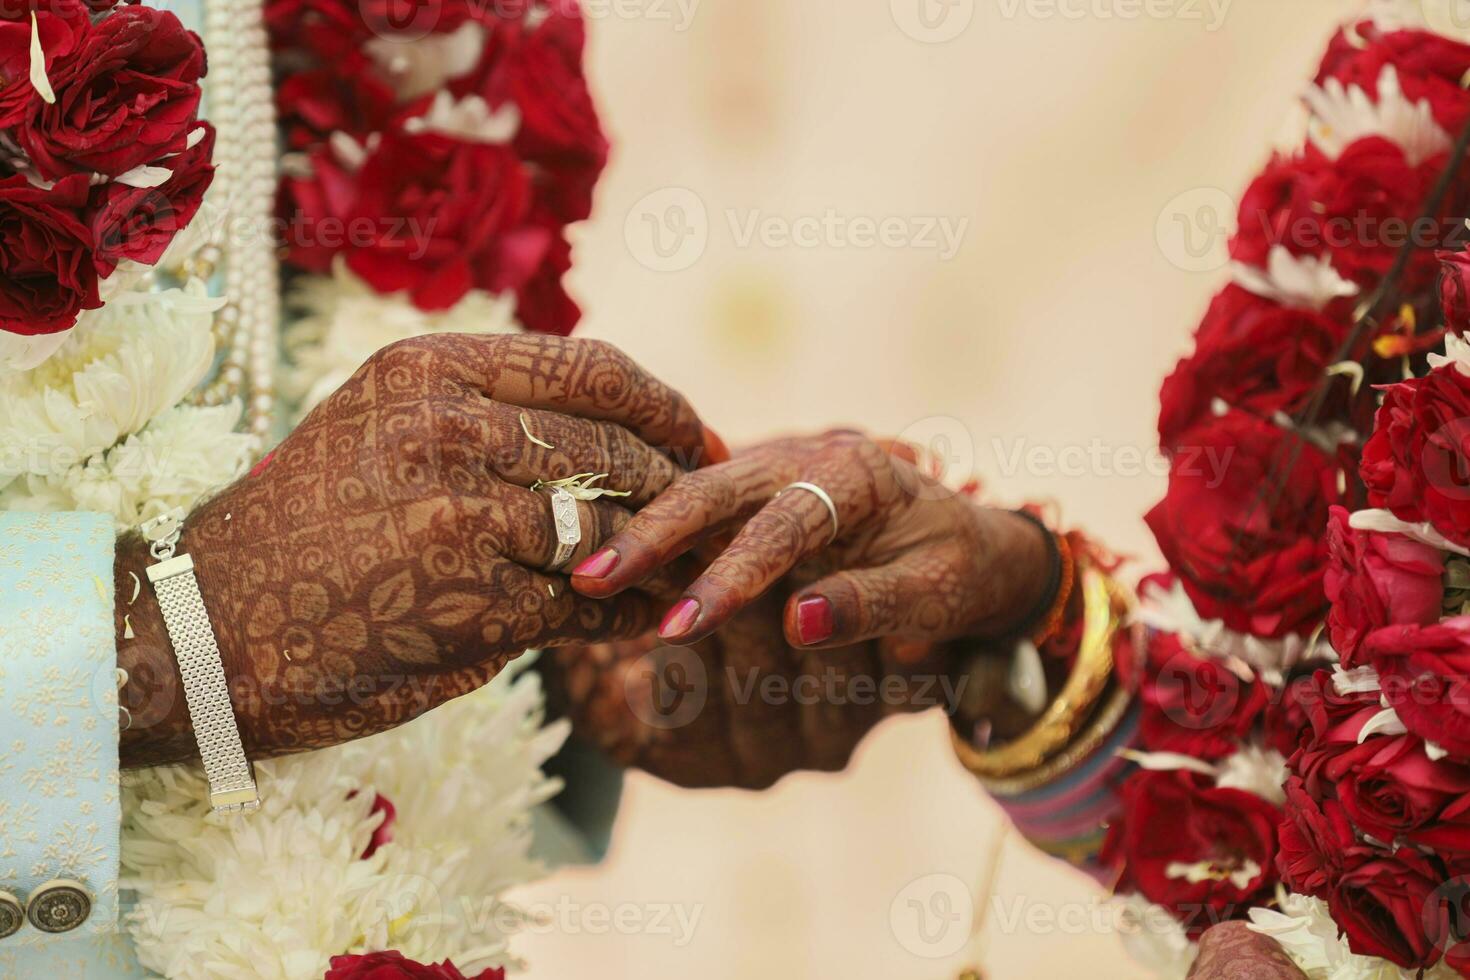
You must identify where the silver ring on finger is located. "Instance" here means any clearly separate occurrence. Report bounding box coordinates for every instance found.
[777,481,840,545]
[548,487,583,569]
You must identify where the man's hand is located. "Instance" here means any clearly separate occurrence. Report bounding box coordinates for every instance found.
[1187,923,1307,980]
[117,334,710,767]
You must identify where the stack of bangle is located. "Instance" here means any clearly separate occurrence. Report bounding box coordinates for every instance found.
[1007,508,1077,649]
[950,558,1142,875]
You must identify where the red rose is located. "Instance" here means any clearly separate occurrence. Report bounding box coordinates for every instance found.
[0,171,100,335]
[1443,250,1470,337]
[1265,672,1321,758]
[1277,774,1355,899]
[18,6,207,180]
[1361,375,1428,523]
[1366,618,1470,758]
[1413,364,1470,547]
[1157,286,1351,451]
[276,59,397,150]
[1230,138,1447,294]
[266,0,372,64]
[1145,409,1342,639]
[1290,667,1386,796]
[1324,506,1444,666]
[1101,769,1279,936]
[1329,846,1451,971]
[1139,634,1268,761]
[454,5,607,225]
[514,220,578,335]
[1317,26,1470,134]
[324,951,504,980]
[281,131,548,312]
[0,1,89,126]
[89,122,215,275]
[1323,734,1470,846]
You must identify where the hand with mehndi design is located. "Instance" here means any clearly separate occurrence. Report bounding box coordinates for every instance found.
[116,334,715,768]
[1186,923,1308,979]
[540,431,1054,790]
[569,430,1053,650]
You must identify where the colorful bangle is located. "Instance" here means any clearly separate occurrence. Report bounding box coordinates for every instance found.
[950,565,1127,779]
[1006,509,1075,647]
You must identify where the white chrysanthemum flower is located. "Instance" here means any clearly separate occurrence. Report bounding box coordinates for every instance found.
[1305,66,1452,167]
[0,402,253,529]
[0,280,221,483]
[1249,891,1458,980]
[1134,577,1326,685]
[283,261,523,420]
[1231,247,1358,311]
[1214,745,1288,804]
[1110,894,1195,980]
[121,660,568,980]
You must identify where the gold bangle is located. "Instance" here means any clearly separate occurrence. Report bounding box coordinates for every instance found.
[951,565,1128,779]
[975,680,1135,796]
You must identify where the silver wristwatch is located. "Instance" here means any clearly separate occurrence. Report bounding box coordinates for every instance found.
[141,511,260,814]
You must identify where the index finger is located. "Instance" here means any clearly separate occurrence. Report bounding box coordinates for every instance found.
[425,335,712,469]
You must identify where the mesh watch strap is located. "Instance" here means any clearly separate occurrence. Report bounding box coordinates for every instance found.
[147,553,260,813]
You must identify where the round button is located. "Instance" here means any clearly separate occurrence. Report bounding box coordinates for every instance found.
[0,891,23,940]
[26,880,90,934]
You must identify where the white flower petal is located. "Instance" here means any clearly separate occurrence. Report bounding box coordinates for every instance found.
[28,12,54,105]
[113,165,175,189]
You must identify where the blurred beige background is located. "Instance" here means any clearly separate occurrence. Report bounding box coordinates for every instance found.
[511,1,1348,977]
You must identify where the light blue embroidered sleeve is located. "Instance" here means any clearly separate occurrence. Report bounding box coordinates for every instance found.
[0,513,121,948]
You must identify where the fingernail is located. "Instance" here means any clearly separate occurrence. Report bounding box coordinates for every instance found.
[796,596,833,645]
[700,428,731,467]
[573,549,620,579]
[659,598,701,639]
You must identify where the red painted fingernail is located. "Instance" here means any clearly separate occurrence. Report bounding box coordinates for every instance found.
[796,596,834,645]
[659,598,701,639]
[572,549,620,579]
[700,428,731,467]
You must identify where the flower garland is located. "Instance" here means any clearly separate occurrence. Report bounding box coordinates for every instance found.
[121,658,568,980]
[0,0,216,343]
[1101,3,1470,976]
[268,0,610,407]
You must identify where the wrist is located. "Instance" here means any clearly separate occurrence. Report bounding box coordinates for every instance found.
[965,505,1059,638]
[115,531,194,768]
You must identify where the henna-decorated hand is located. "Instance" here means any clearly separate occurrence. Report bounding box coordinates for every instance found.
[569,430,1052,650]
[1186,923,1307,979]
[539,431,1054,790]
[543,587,966,790]
[117,334,714,768]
